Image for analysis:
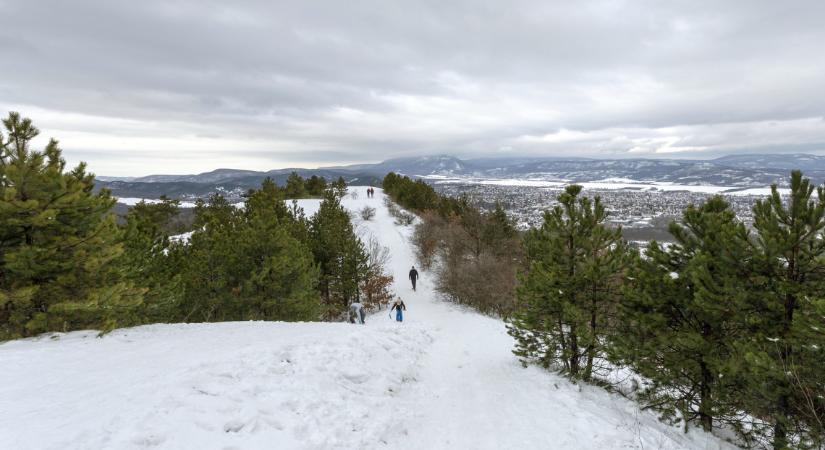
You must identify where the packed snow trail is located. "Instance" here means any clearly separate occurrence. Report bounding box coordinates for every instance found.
[343,188,736,450]
[0,187,738,450]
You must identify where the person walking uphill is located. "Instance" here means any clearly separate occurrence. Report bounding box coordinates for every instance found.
[349,301,365,324]
[391,298,407,322]
[409,266,419,291]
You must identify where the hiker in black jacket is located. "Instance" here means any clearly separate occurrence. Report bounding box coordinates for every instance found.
[408,266,419,291]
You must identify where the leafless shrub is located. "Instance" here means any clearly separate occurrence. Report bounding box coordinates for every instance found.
[360,235,394,311]
[365,235,391,270]
[396,211,415,226]
[436,249,519,316]
[384,197,416,225]
[360,206,376,221]
[412,212,522,316]
[412,212,447,270]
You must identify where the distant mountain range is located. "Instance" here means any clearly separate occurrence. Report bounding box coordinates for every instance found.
[101,153,825,201]
[100,169,385,200]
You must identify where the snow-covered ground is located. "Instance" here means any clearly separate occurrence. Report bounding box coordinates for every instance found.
[421,174,787,196]
[116,197,199,208]
[724,187,791,196]
[0,187,739,450]
[115,197,247,208]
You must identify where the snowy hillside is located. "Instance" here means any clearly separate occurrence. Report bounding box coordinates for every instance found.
[0,188,739,450]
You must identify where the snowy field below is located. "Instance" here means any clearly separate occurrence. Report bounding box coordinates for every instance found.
[421,174,790,196]
[0,187,740,450]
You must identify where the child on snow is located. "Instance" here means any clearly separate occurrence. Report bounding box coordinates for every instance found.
[391,298,406,322]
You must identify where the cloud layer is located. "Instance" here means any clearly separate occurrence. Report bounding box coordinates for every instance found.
[2,0,824,175]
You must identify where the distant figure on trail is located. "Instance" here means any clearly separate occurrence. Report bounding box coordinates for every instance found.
[391,298,407,322]
[349,301,365,324]
[366,187,374,198]
[408,266,419,291]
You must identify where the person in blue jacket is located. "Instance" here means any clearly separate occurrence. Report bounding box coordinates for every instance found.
[391,298,407,322]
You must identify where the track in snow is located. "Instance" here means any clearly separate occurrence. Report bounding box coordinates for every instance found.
[346,188,737,450]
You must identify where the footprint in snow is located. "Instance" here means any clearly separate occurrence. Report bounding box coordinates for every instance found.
[341,370,370,384]
[223,419,245,433]
[132,433,165,447]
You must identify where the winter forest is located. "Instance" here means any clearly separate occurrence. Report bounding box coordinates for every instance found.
[1,113,824,449]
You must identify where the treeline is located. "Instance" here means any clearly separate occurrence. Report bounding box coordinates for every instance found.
[283,171,342,199]
[387,171,824,448]
[0,112,392,340]
[383,172,521,314]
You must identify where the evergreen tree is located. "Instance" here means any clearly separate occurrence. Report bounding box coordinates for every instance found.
[482,203,517,256]
[612,196,751,433]
[284,171,308,199]
[121,197,185,324]
[0,112,141,338]
[508,185,625,381]
[786,295,825,447]
[177,195,240,322]
[236,197,321,320]
[179,187,321,322]
[246,178,311,244]
[245,178,290,221]
[382,172,442,212]
[304,175,327,197]
[332,176,348,198]
[746,171,825,448]
[310,189,367,316]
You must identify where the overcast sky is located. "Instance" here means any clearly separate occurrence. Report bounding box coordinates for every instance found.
[2,0,825,176]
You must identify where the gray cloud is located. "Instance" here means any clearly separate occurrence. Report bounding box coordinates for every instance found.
[1,0,824,175]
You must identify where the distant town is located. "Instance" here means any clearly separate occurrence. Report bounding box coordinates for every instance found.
[432,181,771,243]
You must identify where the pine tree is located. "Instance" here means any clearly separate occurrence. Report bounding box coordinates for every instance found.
[332,176,348,198]
[310,189,367,316]
[482,203,517,257]
[177,194,240,322]
[179,185,321,322]
[237,204,321,321]
[0,112,141,338]
[746,171,825,448]
[246,178,312,245]
[121,197,184,324]
[304,175,328,197]
[284,172,308,199]
[508,185,625,381]
[612,196,751,433]
[245,178,289,221]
